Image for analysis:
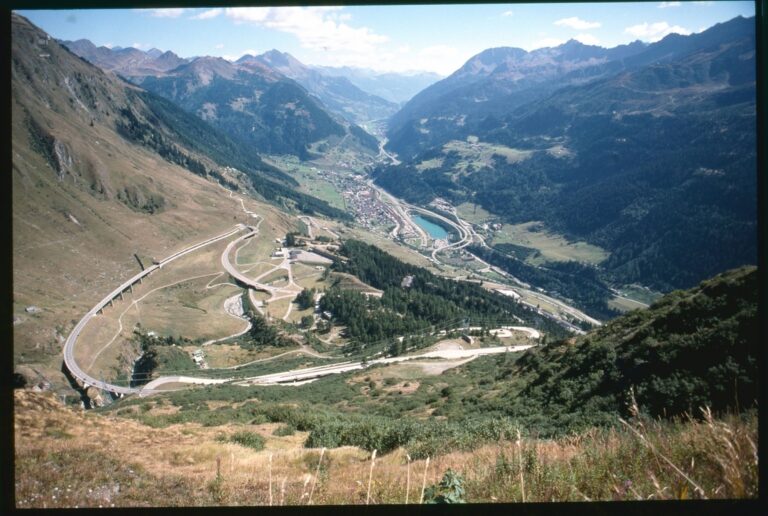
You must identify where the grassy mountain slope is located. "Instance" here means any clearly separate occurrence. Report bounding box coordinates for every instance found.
[11,13,338,390]
[95,266,757,456]
[13,264,748,506]
[14,388,757,505]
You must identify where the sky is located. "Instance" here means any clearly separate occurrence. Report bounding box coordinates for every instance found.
[17,2,756,76]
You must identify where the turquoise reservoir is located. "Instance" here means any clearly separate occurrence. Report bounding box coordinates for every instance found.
[412,214,449,240]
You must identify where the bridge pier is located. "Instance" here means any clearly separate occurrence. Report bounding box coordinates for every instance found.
[118,291,123,301]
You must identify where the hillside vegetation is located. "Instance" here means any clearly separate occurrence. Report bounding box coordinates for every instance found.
[320,240,567,351]
[376,16,756,293]
[93,265,758,463]
[461,266,759,434]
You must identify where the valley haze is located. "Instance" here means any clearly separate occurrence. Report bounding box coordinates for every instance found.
[11,2,759,510]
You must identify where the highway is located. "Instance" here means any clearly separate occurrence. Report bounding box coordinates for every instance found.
[139,339,538,394]
[62,225,248,396]
[404,205,473,260]
[139,375,231,396]
[366,179,602,329]
[62,186,554,400]
[232,343,537,387]
[219,226,273,292]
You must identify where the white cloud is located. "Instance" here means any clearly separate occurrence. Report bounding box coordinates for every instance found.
[224,7,388,54]
[554,17,601,30]
[574,33,600,46]
[527,37,566,50]
[624,21,692,42]
[409,45,470,75]
[218,6,465,74]
[144,8,185,18]
[191,8,222,20]
[658,2,681,8]
[215,43,225,49]
[131,42,149,50]
[103,42,114,49]
[308,42,466,75]
[502,10,514,17]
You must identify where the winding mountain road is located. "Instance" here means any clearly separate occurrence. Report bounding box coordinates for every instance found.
[63,225,248,396]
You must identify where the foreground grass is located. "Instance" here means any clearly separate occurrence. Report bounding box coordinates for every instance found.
[15,391,756,506]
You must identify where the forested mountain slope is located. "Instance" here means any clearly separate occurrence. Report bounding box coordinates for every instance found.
[441,265,758,435]
[375,16,756,292]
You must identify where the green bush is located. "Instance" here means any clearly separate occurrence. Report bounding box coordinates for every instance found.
[273,424,296,437]
[423,469,467,504]
[225,431,265,451]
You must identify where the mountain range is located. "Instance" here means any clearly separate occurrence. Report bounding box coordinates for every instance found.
[241,50,399,126]
[59,38,188,75]
[314,65,443,106]
[12,13,760,505]
[60,40,440,147]
[61,40,383,158]
[375,15,756,292]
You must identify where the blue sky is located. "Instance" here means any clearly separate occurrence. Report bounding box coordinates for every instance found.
[17,2,755,75]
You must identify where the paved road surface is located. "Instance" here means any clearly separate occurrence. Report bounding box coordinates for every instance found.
[230,343,536,387]
[63,225,247,396]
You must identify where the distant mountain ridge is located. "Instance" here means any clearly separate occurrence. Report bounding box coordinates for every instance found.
[62,39,380,159]
[313,65,443,105]
[240,49,399,125]
[386,16,754,159]
[385,38,655,158]
[61,38,188,75]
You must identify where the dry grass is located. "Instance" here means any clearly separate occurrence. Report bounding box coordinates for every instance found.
[442,139,534,172]
[490,221,609,266]
[15,391,758,507]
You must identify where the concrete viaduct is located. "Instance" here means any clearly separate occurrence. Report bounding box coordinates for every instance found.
[62,225,247,396]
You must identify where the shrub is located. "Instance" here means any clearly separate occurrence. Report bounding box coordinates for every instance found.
[224,431,265,451]
[423,469,467,504]
[273,424,296,437]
